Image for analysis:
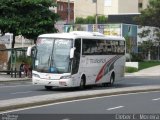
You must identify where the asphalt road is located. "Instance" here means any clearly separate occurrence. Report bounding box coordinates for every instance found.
[0,76,160,101]
[2,91,160,120]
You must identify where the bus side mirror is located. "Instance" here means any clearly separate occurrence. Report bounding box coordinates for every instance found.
[27,46,32,56]
[70,47,76,59]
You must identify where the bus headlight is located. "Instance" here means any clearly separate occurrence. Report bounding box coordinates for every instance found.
[60,75,71,79]
[33,73,40,78]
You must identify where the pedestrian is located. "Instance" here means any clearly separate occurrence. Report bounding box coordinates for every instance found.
[23,63,29,78]
[19,60,25,78]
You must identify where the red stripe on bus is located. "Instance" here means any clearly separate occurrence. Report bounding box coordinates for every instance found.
[95,55,121,83]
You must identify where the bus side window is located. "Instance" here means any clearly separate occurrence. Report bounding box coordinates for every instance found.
[72,39,81,74]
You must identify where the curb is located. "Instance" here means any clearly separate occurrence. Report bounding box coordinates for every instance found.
[125,73,160,77]
[0,85,160,112]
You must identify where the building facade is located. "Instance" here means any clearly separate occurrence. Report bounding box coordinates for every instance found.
[104,0,139,15]
[74,0,150,20]
[54,0,150,23]
[138,0,150,11]
[56,0,74,23]
[52,0,74,23]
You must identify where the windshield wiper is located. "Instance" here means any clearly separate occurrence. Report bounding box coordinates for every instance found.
[48,40,58,73]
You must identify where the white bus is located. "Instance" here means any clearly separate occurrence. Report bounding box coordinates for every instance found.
[28,31,125,90]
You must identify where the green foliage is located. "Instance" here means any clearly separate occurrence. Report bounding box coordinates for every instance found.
[136,0,160,28]
[131,53,144,62]
[0,0,59,47]
[16,54,32,65]
[138,61,160,70]
[135,0,160,52]
[75,17,86,24]
[137,27,156,61]
[125,67,138,73]
[98,15,107,24]
[75,15,108,24]
[86,16,95,24]
[139,40,154,53]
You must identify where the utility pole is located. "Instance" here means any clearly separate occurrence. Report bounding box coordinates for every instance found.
[67,0,70,24]
[95,0,98,25]
[92,0,98,31]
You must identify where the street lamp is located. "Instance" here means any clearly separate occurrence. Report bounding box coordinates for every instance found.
[92,0,98,31]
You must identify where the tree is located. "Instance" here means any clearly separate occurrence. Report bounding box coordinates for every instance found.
[0,0,59,48]
[136,0,160,41]
[136,0,160,28]
[136,0,160,60]
[139,40,154,60]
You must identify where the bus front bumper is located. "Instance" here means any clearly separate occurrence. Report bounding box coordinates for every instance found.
[32,77,74,87]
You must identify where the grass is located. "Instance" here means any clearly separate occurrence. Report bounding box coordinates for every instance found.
[125,67,138,73]
[138,61,160,70]
[125,61,160,73]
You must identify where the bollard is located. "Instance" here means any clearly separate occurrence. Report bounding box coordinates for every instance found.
[19,70,21,78]
[15,68,17,78]
[11,68,13,78]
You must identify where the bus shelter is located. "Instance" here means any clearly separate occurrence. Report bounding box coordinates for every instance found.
[0,47,29,77]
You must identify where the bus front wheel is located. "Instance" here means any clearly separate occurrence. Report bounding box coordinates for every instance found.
[45,86,52,90]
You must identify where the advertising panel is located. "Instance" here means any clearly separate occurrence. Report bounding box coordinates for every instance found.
[103,24,121,36]
[122,24,138,53]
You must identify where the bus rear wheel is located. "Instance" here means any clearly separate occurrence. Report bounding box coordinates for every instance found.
[79,77,85,90]
[45,86,52,90]
[108,74,115,87]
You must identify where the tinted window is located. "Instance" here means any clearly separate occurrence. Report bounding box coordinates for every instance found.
[82,39,125,55]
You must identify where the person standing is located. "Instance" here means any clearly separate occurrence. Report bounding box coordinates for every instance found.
[19,61,25,78]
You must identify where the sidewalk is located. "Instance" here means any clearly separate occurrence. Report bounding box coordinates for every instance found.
[125,65,160,77]
[0,73,31,82]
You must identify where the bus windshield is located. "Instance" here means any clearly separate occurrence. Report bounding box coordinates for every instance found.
[34,38,73,73]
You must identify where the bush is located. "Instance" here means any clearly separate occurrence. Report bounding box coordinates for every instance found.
[131,53,144,62]
[125,67,138,73]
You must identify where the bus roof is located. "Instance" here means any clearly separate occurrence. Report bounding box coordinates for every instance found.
[38,31,125,41]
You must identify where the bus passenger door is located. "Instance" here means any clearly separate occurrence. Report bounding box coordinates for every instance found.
[71,39,81,86]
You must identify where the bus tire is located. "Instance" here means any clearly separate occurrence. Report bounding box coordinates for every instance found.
[108,73,115,87]
[102,83,108,87]
[45,86,52,90]
[79,76,86,90]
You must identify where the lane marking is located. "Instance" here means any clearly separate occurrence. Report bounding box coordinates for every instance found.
[62,118,70,120]
[107,106,124,111]
[152,98,160,101]
[1,90,160,114]
[10,91,33,95]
